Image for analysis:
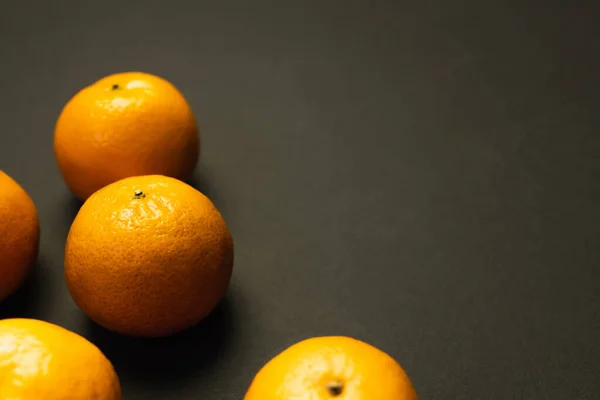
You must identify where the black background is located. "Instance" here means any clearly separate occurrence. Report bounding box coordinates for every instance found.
[1,1,599,399]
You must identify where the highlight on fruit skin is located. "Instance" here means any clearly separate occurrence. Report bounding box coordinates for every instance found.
[0,170,40,303]
[243,336,418,400]
[64,174,234,338]
[53,71,200,201]
[0,318,121,399]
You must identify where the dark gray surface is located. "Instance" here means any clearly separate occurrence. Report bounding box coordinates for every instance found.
[1,1,599,399]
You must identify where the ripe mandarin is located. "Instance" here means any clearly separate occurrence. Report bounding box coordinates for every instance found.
[244,336,418,400]
[64,175,233,337]
[0,171,39,303]
[0,318,121,399]
[54,71,199,200]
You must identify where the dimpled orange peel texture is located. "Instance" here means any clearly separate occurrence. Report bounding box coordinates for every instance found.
[64,175,234,338]
[54,71,200,200]
[244,336,418,400]
[0,318,121,399]
[0,171,39,303]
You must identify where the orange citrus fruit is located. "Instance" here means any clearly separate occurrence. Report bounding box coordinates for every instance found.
[54,71,200,200]
[64,175,233,338]
[0,318,121,399]
[0,171,39,303]
[244,336,418,400]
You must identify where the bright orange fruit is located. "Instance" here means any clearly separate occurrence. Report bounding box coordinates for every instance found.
[64,175,233,338]
[0,171,39,303]
[54,71,200,200]
[244,336,418,400]
[0,318,121,399]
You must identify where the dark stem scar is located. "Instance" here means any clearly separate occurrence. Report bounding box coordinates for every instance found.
[326,381,344,396]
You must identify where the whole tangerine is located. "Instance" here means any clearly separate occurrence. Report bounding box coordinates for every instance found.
[54,71,199,200]
[244,336,418,400]
[0,318,121,399]
[0,171,39,303]
[64,175,233,338]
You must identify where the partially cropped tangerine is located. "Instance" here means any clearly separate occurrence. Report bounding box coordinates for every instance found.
[54,71,200,200]
[0,318,121,399]
[64,175,233,338]
[244,336,418,400]
[0,171,39,303]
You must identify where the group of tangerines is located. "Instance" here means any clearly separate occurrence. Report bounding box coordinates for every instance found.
[0,72,418,399]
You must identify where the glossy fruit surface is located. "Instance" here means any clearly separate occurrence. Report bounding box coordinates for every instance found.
[64,175,233,337]
[0,171,39,303]
[54,71,199,200]
[0,318,121,399]
[244,336,418,400]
